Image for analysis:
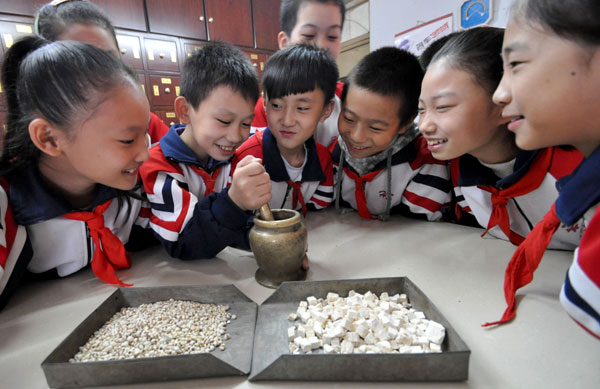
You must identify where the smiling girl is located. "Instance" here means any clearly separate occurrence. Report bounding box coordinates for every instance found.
[418,26,583,248]
[0,37,151,309]
[486,0,600,338]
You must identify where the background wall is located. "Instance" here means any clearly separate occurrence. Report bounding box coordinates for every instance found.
[370,0,514,51]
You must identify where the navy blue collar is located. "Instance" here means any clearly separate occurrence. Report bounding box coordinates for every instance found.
[262,127,325,182]
[457,149,539,189]
[556,146,600,225]
[9,165,120,225]
[330,137,419,175]
[160,124,229,173]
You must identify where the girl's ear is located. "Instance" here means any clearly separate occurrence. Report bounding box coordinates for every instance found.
[28,118,62,157]
[277,31,290,50]
[174,96,191,124]
[319,100,335,123]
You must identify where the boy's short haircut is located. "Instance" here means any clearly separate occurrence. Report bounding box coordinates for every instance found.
[280,0,346,37]
[180,41,259,109]
[262,43,339,104]
[342,46,423,128]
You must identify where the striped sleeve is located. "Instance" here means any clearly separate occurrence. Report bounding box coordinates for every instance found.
[307,144,334,210]
[0,179,32,310]
[559,207,600,339]
[139,148,252,260]
[401,139,452,221]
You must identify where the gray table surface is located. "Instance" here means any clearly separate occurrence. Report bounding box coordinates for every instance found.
[1,208,598,388]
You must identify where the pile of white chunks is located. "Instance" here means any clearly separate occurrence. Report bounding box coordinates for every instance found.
[287,291,445,354]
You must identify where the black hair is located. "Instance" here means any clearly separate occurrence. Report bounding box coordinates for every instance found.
[343,46,423,128]
[280,0,346,37]
[35,0,118,47]
[512,0,599,47]
[0,36,138,175]
[430,27,504,96]
[419,32,460,71]
[180,41,259,110]
[262,44,339,104]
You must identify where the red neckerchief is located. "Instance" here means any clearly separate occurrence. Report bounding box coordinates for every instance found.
[343,167,380,220]
[481,148,554,245]
[190,165,222,195]
[63,200,132,286]
[483,203,561,327]
[286,180,307,215]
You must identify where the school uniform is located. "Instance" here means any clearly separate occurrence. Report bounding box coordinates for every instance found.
[555,146,600,338]
[0,166,151,310]
[251,82,344,148]
[451,147,583,248]
[139,124,252,260]
[330,134,452,221]
[148,112,169,146]
[232,128,333,214]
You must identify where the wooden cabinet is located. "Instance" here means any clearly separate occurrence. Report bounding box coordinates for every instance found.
[0,20,34,51]
[146,0,207,41]
[89,0,146,31]
[149,75,181,107]
[204,0,253,48]
[144,37,180,72]
[0,0,45,17]
[116,33,144,70]
[253,0,280,51]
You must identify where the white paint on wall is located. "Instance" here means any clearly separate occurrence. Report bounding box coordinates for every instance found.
[370,0,515,51]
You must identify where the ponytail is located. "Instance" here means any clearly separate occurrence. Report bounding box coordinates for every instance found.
[0,36,49,174]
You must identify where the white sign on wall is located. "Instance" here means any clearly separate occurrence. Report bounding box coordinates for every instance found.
[394,13,453,56]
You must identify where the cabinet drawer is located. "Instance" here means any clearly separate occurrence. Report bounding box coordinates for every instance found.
[0,20,34,50]
[153,110,179,128]
[149,75,181,107]
[144,38,180,72]
[116,33,144,70]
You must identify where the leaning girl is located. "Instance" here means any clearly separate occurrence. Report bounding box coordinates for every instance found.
[418,26,583,249]
[0,37,151,309]
[485,0,600,338]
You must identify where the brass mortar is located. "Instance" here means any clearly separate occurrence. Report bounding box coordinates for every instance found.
[249,209,307,288]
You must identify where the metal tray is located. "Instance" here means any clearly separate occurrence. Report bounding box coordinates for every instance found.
[41,285,257,388]
[249,277,470,382]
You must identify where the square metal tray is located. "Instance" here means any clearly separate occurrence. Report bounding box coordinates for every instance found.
[41,285,257,388]
[249,277,470,382]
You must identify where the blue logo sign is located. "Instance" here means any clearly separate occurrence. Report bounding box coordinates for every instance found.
[460,0,492,29]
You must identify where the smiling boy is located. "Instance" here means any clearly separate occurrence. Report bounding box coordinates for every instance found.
[233,44,338,214]
[251,0,346,147]
[331,47,452,221]
[139,42,271,259]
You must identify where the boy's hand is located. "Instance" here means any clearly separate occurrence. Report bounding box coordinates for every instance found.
[229,155,272,211]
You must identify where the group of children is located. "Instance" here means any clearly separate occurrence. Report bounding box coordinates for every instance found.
[0,0,597,340]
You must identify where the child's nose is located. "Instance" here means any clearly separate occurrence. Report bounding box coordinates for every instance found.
[136,138,150,163]
[493,73,511,106]
[350,125,368,143]
[228,125,246,144]
[418,112,435,134]
[282,107,295,127]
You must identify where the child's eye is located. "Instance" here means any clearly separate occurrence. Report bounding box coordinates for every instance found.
[508,61,523,70]
[301,34,315,41]
[417,107,425,114]
[297,106,309,112]
[343,114,354,123]
[370,127,384,132]
[328,35,339,41]
[242,122,251,128]
[217,119,231,125]
[270,102,281,109]
[119,139,134,145]
[436,105,451,112]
